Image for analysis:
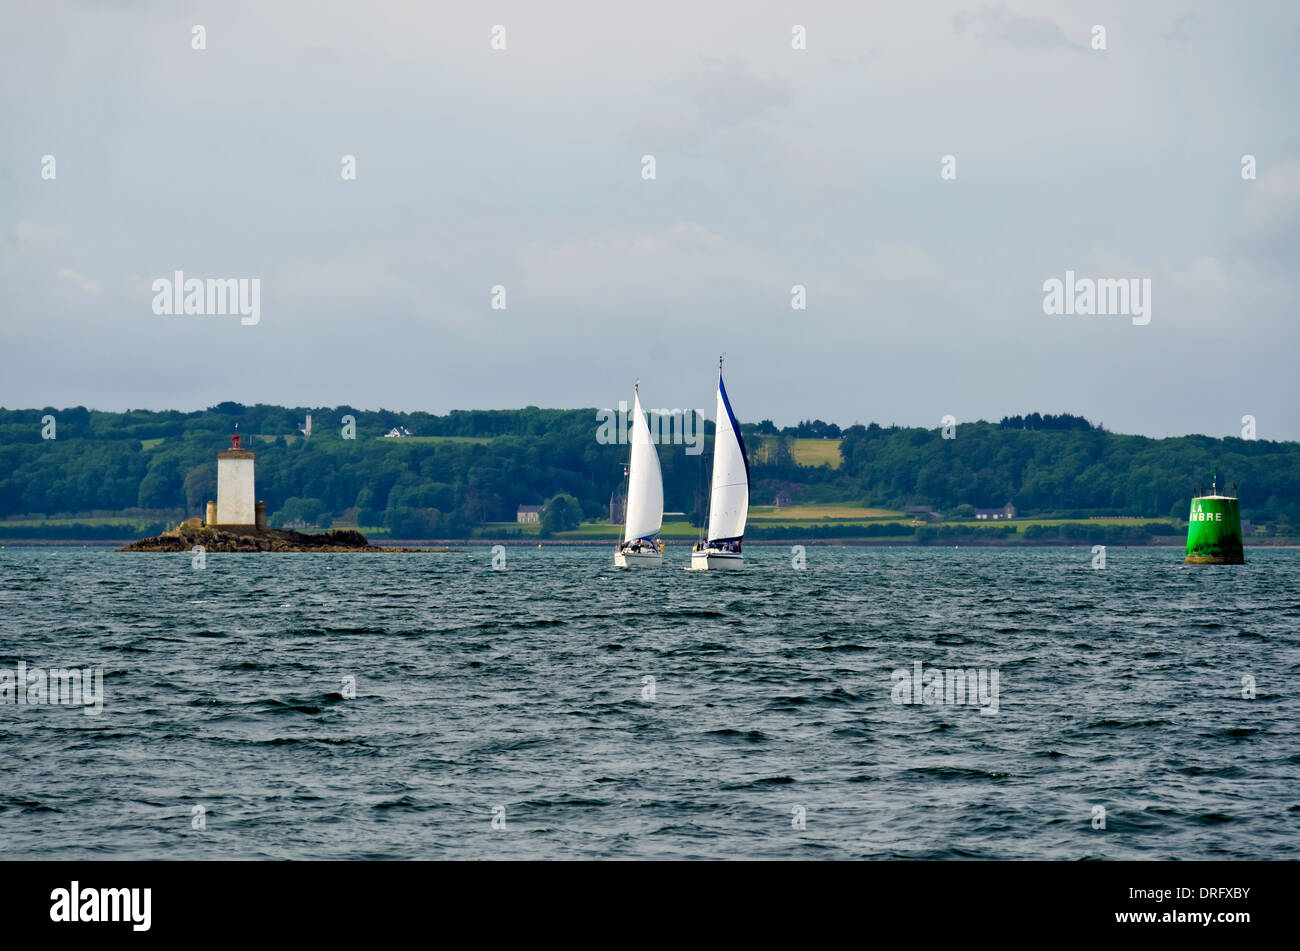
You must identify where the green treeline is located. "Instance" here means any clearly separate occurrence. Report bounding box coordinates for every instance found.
[0,404,712,536]
[831,422,1299,528]
[1,405,1297,535]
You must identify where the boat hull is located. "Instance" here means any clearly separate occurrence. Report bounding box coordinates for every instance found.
[689,550,743,570]
[615,549,662,567]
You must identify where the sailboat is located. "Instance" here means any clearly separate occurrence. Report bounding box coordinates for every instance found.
[614,382,664,567]
[690,358,749,570]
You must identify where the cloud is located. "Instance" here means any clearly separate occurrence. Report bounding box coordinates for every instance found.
[952,4,1079,51]
[57,268,103,296]
[1,0,1297,436]
[862,242,945,285]
[1163,13,1199,46]
[640,55,791,151]
[1238,159,1300,254]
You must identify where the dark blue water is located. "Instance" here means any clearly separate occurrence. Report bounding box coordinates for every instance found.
[1,545,1296,859]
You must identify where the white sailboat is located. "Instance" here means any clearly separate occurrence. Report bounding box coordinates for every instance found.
[614,383,664,567]
[690,358,749,570]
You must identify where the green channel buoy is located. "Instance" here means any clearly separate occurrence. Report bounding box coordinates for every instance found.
[1185,468,1244,565]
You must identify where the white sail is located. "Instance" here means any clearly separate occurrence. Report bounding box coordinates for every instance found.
[624,388,664,543]
[706,374,749,543]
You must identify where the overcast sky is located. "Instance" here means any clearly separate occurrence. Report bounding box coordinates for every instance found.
[2,1,1298,438]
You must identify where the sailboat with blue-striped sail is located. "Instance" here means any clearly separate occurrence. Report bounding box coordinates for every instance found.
[690,357,749,570]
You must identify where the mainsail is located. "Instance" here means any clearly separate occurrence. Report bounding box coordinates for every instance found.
[624,388,664,543]
[706,373,749,543]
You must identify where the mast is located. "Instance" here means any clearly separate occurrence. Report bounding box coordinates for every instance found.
[695,426,708,546]
[622,381,637,536]
[701,356,723,544]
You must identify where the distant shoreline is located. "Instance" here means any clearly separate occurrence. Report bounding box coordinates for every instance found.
[5,538,1298,550]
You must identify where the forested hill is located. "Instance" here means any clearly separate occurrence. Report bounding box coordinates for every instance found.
[1,404,1297,535]
[834,423,1297,524]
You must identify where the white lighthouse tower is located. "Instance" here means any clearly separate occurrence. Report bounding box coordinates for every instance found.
[215,425,257,526]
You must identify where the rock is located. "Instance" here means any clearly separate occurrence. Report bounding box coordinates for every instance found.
[118,524,461,553]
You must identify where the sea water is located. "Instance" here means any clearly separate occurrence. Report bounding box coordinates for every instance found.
[0,546,1295,859]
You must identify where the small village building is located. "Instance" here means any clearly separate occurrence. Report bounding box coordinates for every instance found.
[974,503,1017,520]
[609,492,626,525]
[516,504,543,524]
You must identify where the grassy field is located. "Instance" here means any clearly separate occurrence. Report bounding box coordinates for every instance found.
[549,514,1184,541]
[753,436,843,468]
[4,512,1178,536]
[465,512,1182,539]
[139,437,165,450]
[791,438,842,468]
[749,503,901,522]
[1008,517,1175,528]
[464,520,698,540]
[0,516,161,528]
[560,519,697,539]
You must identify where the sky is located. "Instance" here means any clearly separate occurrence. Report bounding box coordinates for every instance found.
[2,0,1298,439]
